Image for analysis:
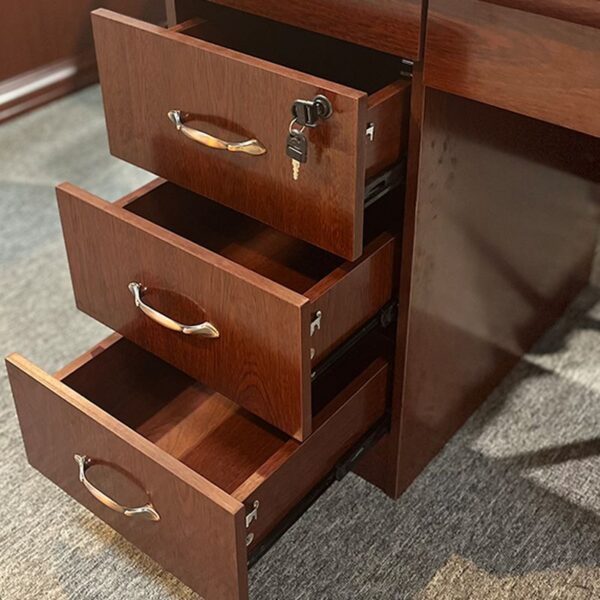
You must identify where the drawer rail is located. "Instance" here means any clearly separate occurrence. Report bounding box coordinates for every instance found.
[247,416,391,568]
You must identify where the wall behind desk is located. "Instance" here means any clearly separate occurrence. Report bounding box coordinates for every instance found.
[0,0,165,123]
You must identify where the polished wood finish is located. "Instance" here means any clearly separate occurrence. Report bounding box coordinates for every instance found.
[92,9,409,259]
[0,0,164,123]
[391,90,600,495]
[57,180,397,440]
[425,0,600,137]
[481,0,600,28]
[7,331,389,599]
[58,180,307,440]
[8,2,600,598]
[6,344,248,600]
[170,0,424,59]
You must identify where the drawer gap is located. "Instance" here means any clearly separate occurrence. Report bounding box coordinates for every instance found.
[364,161,406,210]
[311,301,397,384]
[121,182,399,296]
[247,417,390,569]
[175,8,406,94]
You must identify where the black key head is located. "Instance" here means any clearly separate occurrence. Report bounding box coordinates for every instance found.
[286,131,308,163]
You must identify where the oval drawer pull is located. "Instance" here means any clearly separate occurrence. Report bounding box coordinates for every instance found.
[167,110,267,156]
[74,454,160,522]
[128,282,220,338]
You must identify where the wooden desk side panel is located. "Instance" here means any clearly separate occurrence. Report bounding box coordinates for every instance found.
[391,90,600,495]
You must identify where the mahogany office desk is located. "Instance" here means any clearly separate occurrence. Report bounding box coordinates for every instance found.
[5,1,599,598]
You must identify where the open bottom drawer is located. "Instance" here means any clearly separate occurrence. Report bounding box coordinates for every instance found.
[6,331,390,600]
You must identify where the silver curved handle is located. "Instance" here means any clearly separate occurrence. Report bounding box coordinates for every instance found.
[167,110,267,156]
[74,454,160,522]
[128,282,219,338]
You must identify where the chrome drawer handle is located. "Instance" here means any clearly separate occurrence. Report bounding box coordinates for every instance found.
[167,110,267,156]
[128,282,219,338]
[74,455,160,522]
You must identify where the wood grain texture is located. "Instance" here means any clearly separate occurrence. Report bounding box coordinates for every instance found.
[57,182,310,440]
[57,181,396,440]
[6,352,248,600]
[7,332,390,587]
[393,90,600,494]
[172,0,424,59]
[57,337,289,495]
[307,234,396,363]
[123,182,343,294]
[481,0,600,28]
[0,0,163,82]
[92,9,407,259]
[0,0,164,122]
[425,0,600,137]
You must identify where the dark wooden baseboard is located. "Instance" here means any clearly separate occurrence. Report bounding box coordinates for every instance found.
[0,52,99,124]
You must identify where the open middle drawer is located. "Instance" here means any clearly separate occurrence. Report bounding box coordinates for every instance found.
[92,8,410,260]
[57,179,398,440]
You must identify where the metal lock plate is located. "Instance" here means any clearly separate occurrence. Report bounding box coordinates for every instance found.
[246,500,259,528]
[310,311,322,336]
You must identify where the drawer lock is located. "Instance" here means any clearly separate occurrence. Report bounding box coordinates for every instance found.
[291,95,333,128]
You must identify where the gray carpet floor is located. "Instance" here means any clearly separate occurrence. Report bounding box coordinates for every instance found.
[1,86,599,600]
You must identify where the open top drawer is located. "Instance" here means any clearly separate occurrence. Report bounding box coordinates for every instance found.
[57,179,399,440]
[92,9,410,259]
[6,331,390,600]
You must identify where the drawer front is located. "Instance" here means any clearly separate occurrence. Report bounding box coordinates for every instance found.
[199,0,424,59]
[57,182,311,441]
[425,0,600,137]
[6,353,249,600]
[93,10,370,260]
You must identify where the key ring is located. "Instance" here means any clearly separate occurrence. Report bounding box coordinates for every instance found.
[289,118,306,135]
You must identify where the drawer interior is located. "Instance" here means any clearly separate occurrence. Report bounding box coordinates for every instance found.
[178,9,405,95]
[58,329,390,501]
[123,182,401,295]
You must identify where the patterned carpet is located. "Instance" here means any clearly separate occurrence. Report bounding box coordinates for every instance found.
[0,86,599,599]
